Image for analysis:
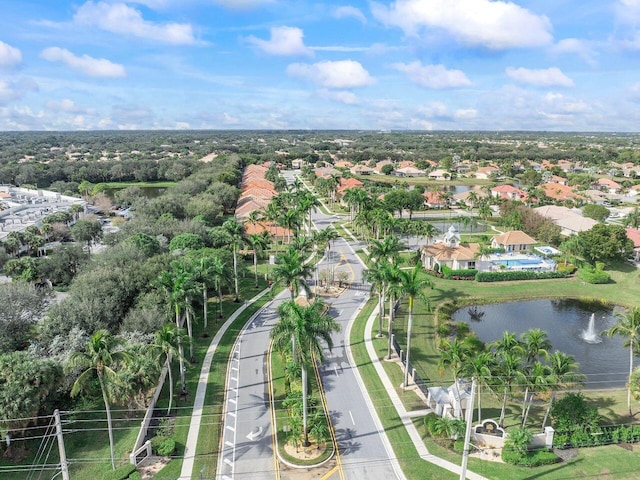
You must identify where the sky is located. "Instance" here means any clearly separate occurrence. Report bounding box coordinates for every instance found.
[3,0,640,132]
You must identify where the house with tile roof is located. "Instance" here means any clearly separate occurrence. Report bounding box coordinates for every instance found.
[540,182,581,202]
[491,185,528,201]
[474,166,499,179]
[535,205,598,236]
[337,177,364,197]
[491,230,536,252]
[422,191,447,209]
[626,228,640,261]
[421,226,481,271]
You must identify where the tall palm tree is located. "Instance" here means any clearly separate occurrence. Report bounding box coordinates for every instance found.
[271,300,340,446]
[521,361,551,427]
[521,328,551,364]
[210,256,230,320]
[605,307,640,415]
[384,262,403,360]
[369,235,404,264]
[323,227,339,286]
[191,254,216,330]
[151,323,186,414]
[490,331,523,356]
[398,266,432,390]
[496,351,525,427]
[438,337,471,393]
[272,248,314,300]
[462,351,494,422]
[541,351,585,428]
[66,330,131,470]
[246,231,271,288]
[362,261,388,337]
[223,219,245,302]
[296,191,321,236]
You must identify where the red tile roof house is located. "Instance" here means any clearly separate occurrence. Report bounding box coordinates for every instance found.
[490,185,529,201]
[474,166,499,180]
[422,191,447,209]
[540,183,582,202]
[593,178,622,194]
[491,230,536,253]
[337,177,364,198]
[626,228,640,261]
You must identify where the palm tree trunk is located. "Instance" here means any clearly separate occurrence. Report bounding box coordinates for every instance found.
[302,365,310,447]
[522,393,533,427]
[99,375,117,470]
[542,391,554,429]
[629,344,634,415]
[499,386,508,427]
[166,357,174,415]
[175,309,186,392]
[202,284,208,330]
[387,294,395,360]
[254,252,259,288]
[403,301,414,390]
[233,246,239,302]
[186,309,194,362]
[217,284,224,319]
[521,387,529,422]
[477,387,482,423]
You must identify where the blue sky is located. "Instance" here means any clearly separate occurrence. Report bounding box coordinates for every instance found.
[2,0,640,131]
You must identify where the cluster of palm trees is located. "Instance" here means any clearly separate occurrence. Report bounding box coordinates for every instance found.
[363,235,433,389]
[437,328,585,430]
[271,299,340,447]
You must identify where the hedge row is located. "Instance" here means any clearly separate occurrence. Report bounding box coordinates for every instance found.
[475,270,570,282]
[502,448,560,467]
[441,265,478,279]
[554,424,640,449]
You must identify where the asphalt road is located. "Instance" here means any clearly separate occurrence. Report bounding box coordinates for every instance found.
[217,171,402,480]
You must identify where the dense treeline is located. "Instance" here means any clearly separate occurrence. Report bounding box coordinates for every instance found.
[2,131,640,192]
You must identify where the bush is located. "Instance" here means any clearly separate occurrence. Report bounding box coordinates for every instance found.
[577,265,611,284]
[424,412,440,437]
[556,263,576,274]
[436,322,453,337]
[475,270,569,282]
[502,447,560,467]
[102,464,137,480]
[453,438,465,453]
[441,265,478,279]
[128,473,142,480]
[151,435,176,456]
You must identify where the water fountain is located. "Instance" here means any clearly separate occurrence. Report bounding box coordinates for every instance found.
[581,313,602,344]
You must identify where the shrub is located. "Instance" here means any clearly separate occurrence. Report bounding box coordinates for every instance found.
[453,439,465,453]
[102,464,137,480]
[556,263,576,274]
[436,323,453,337]
[128,473,142,480]
[441,265,478,279]
[151,435,176,456]
[577,265,611,284]
[475,270,569,282]
[424,413,440,437]
[503,448,560,467]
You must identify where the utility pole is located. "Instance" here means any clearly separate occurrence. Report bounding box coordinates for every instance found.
[54,409,70,480]
[459,378,476,480]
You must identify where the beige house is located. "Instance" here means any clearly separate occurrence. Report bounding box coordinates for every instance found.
[491,230,536,252]
[421,226,479,270]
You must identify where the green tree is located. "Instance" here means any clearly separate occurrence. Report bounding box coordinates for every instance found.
[272,248,313,300]
[66,330,132,470]
[168,233,205,253]
[398,266,432,390]
[271,300,340,446]
[605,307,640,415]
[151,323,186,414]
[0,282,48,352]
[462,352,494,422]
[541,351,585,428]
[246,231,271,288]
[577,223,633,264]
[70,219,103,252]
[223,219,245,302]
[582,203,610,223]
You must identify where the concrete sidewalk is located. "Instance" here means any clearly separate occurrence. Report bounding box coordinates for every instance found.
[362,307,488,480]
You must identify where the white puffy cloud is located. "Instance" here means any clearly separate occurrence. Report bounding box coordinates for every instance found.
[287,60,375,89]
[392,61,471,89]
[334,6,367,23]
[0,41,22,68]
[454,108,478,120]
[616,0,640,23]
[551,38,597,66]
[246,27,313,56]
[505,67,574,87]
[371,0,553,49]
[318,89,359,104]
[41,47,126,78]
[223,112,240,125]
[45,99,97,115]
[73,1,197,45]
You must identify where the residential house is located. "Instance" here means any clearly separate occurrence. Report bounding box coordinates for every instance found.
[629,185,640,197]
[426,380,472,419]
[334,161,354,169]
[395,166,426,177]
[336,177,364,198]
[373,160,395,173]
[421,226,480,271]
[593,178,622,194]
[350,164,375,175]
[314,166,342,180]
[474,166,499,179]
[626,228,640,261]
[428,169,451,180]
[535,205,598,236]
[291,158,304,169]
[491,185,529,201]
[491,230,536,252]
[540,182,581,202]
[422,191,447,209]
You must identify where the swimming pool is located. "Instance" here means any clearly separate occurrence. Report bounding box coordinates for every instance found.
[488,253,556,271]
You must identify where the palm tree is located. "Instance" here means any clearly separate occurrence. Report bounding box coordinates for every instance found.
[210,256,230,320]
[296,191,321,236]
[462,351,494,422]
[223,219,245,302]
[246,231,271,288]
[362,261,388,337]
[323,227,339,286]
[521,361,551,427]
[438,338,471,394]
[605,307,640,415]
[398,266,432,390]
[369,235,404,264]
[521,329,551,364]
[272,248,313,300]
[384,262,403,360]
[490,331,523,356]
[66,330,131,470]
[541,351,584,428]
[191,254,216,330]
[151,323,186,414]
[478,204,493,222]
[496,351,525,427]
[271,300,340,446]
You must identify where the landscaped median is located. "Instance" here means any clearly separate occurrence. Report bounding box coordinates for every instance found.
[268,341,337,469]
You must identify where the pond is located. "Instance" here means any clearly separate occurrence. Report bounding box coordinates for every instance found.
[452,299,630,389]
